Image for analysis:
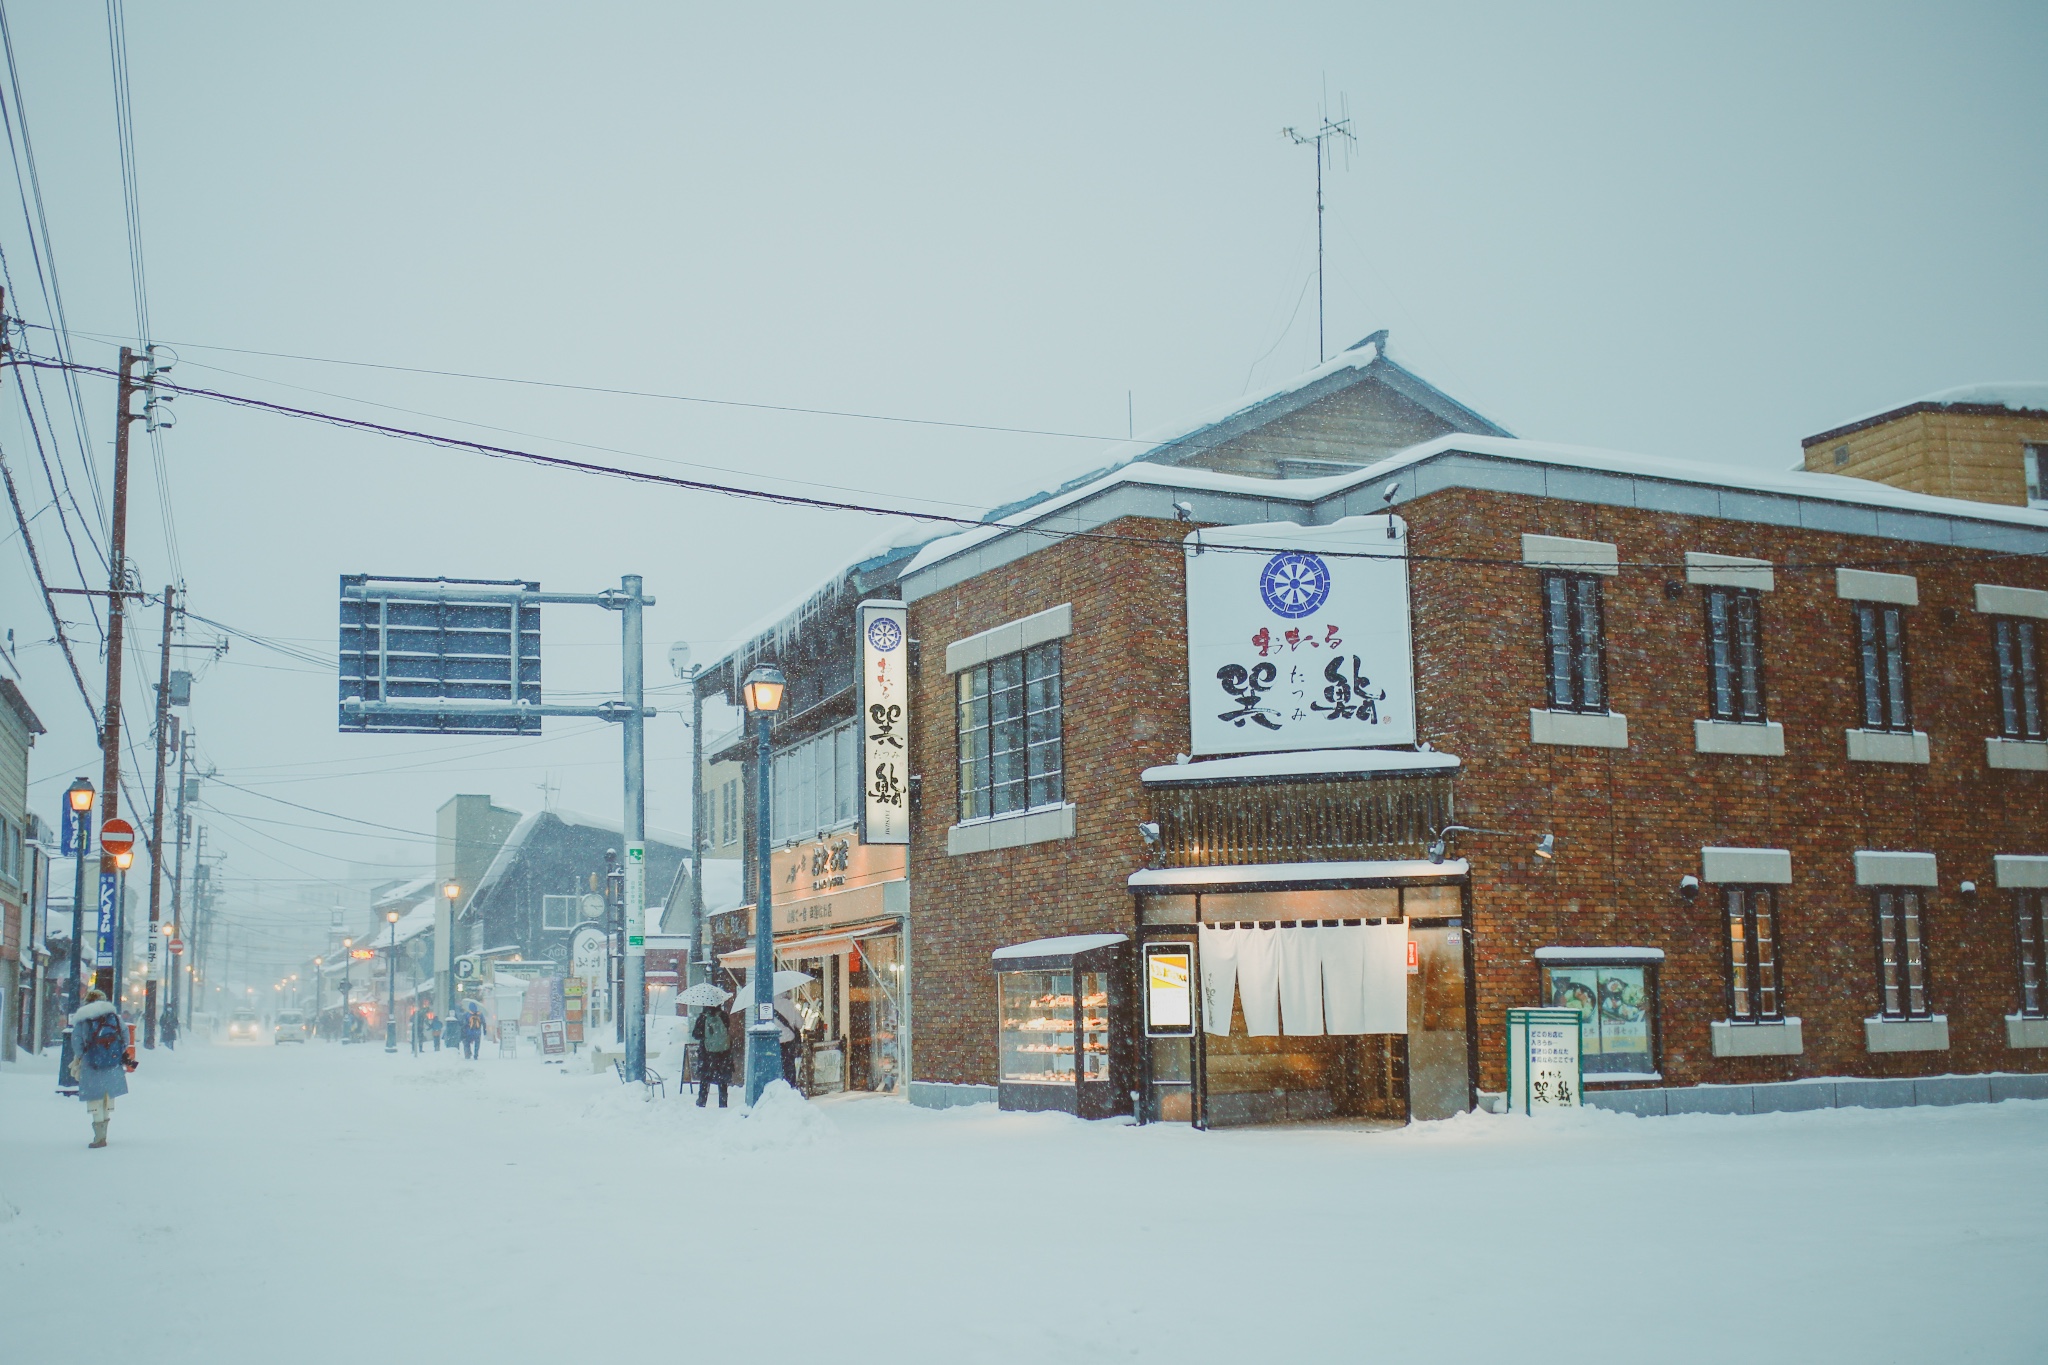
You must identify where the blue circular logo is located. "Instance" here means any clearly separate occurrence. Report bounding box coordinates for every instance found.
[866,617,904,653]
[1259,551,1331,619]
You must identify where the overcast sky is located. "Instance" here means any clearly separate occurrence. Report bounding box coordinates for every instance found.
[3,2,2044,979]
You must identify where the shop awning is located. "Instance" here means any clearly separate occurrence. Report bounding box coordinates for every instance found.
[718,919,899,968]
[1127,858,1467,891]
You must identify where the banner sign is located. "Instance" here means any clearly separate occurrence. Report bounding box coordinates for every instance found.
[1507,1007,1584,1114]
[1143,942,1194,1037]
[60,802,85,857]
[95,873,117,968]
[623,842,646,953]
[857,599,911,844]
[1184,516,1415,756]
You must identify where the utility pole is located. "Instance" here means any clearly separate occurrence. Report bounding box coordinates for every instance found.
[143,586,174,1046]
[187,827,207,1028]
[620,575,648,1082]
[1283,102,1356,364]
[167,726,189,1024]
[93,347,145,997]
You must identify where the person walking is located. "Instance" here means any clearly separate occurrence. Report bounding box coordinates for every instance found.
[426,1006,441,1052]
[774,991,805,1090]
[409,1003,426,1057]
[691,1004,733,1108]
[68,990,134,1149]
[461,1001,484,1060]
[158,1002,179,1051]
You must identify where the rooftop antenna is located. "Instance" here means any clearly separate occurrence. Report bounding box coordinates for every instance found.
[1282,90,1357,364]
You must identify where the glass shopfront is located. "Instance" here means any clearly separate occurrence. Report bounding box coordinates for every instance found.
[720,923,904,1095]
[1135,880,1471,1127]
[989,936,1129,1118]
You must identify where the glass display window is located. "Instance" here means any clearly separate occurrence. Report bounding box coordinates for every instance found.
[999,969,1076,1084]
[1540,960,1658,1075]
[1079,971,1109,1082]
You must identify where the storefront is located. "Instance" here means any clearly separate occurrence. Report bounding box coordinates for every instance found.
[716,831,908,1094]
[991,934,1129,1118]
[1131,869,1471,1126]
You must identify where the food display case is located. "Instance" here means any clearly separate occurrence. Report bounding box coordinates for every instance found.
[990,933,1129,1118]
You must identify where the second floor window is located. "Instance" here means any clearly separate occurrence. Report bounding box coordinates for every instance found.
[1703,587,1766,722]
[1873,888,1930,1020]
[957,641,1063,822]
[1542,572,1606,713]
[1723,886,1781,1022]
[1993,617,2044,741]
[2017,890,2047,1021]
[1854,603,1912,733]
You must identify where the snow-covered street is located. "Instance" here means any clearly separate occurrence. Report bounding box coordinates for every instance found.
[3,1041,2043,1363]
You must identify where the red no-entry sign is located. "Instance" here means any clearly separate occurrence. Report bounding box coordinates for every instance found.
[100,818,136,855]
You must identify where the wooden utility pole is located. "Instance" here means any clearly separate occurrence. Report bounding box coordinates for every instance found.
[93,347,144,997]
[143,585,175,1046]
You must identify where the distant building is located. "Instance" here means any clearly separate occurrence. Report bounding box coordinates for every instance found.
[0,677,46,1060]
[1802,383,2048,508]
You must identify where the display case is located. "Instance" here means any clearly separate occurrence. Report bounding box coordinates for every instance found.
[990,933,1129,1118]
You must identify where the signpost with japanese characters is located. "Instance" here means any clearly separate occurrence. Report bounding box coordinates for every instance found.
[1507,1007,1585,1114]
[857,599,910,844]
[1183,516,1415,757]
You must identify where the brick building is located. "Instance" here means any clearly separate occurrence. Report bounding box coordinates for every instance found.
[895,420,2048,1122]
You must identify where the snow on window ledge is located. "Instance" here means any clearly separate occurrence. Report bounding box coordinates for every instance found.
[947,803,1076,857]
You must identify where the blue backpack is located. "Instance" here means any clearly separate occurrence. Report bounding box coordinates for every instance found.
[81,1013,125,1069]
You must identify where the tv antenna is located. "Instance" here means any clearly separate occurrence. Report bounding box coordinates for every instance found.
[1283,94,1356,363]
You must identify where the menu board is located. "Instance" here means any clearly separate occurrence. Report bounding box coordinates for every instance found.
[1144,942,1194,1036]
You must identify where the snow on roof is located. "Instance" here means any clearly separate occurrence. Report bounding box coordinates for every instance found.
[712,518,950,674]
[373,875,437,911]
[1533,946,1666,962]
[387,902,437,945]
[904,431,2048,582]
[546,808,693,852]
[1918,382,2048,412]
[1127,859,1469,890]
[698,857,743,914]
[1141,748,1461,787]
[991,933,1128,960]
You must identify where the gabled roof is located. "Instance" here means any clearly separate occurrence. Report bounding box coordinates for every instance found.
[0,677,45,737]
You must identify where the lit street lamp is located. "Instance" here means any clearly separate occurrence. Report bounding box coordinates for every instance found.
[312,956,323,1038]
[110,846,134,1013]
[385,909,401,1053]
[742,663,786,1106]
[440,880,461,1018]
[56,777,95,1097]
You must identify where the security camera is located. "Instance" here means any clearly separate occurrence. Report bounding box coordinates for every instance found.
[1136,822,1161,846]
[1173,501,1195,524]
[1679,875,1700,902]
[1382,481,1399,505]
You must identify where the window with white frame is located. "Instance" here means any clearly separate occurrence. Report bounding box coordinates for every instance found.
[1992,616,2044,741]
[1872,888,1931,1020]
[956,641,1063,822]
[2026,445,2046,509]
[1541,572,1607,713]
[1722,886,1781,1022]
[541,894,578,931]
[2016,889,2047,1020]
[1703,586,1767,723]
[1853,603,1913,733]
[770,722,858,844]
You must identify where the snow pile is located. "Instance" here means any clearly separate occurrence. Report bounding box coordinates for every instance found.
[731,1079,836,1150]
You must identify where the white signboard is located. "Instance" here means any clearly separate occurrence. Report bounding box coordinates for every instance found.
[1507,1007,1584,1114]
[1185,516,1414,756]
[857,599,910,844]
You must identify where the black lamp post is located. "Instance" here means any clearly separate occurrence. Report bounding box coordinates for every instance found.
[384,910,401,1053]
[58,777,95,1095]
[741,663,787,1105]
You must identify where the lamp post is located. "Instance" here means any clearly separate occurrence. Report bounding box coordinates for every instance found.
[384,910,401,1053]
[109,846,134,1017]
[58,779,95,1093]
[439,880,460,1019]
[312,956,323,1038]
[741,663,786,1106]
[340,938,354,1043]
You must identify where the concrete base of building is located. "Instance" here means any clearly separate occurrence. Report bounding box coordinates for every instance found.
[1711,1017,1803,1057]
[1585,1072,2048,1117]
[908,1080,998,1110]
[1986,737,2048,771]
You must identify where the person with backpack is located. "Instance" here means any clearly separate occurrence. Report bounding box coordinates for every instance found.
[68,989,135,1149]
[691,1004,733,1108]
[461,1001,485,1059]
[410,1004,427,1056]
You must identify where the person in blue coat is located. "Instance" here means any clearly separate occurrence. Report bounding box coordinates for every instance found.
[68,990,134,1149]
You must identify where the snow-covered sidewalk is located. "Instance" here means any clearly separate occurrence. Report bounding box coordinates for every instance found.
[3,1041,2042,1362]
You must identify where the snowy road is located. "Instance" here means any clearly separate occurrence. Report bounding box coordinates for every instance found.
[3,1040,2044,1363]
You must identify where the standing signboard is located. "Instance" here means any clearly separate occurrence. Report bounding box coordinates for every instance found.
[1143,942,1195,1036]
[1184,516,1415,756]
[1507,1007,1585,1114]
[564,977,586,1043]
[540,1019,567,1059]
[856,599,911,844]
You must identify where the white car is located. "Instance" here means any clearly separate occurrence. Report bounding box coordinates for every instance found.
[273,1010,309,1044]
[225,1010,263,1043]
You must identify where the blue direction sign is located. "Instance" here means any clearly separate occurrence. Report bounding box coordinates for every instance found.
[96,873,117,968]
[338,576,543,734]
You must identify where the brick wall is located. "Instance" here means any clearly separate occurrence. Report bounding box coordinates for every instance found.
[905,492,2048,1094]
[907,517,1191,1085]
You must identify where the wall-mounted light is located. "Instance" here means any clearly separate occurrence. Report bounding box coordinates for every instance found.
[1534,834,1556,861]
[1679,874,1700,902]
[1959,880,1978,902]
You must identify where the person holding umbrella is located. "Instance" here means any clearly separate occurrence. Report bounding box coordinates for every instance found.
[678,982,734,1108]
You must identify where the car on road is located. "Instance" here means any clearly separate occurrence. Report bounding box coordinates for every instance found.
[273,1010,309,1044]
[226,1010,263,1043]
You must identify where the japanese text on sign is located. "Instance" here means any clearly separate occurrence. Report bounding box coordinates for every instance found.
[1185,517,1415,756]
[858,600,910,844]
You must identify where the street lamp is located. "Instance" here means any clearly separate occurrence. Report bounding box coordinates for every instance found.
[312,956,323,1038]
[340,938,354,1042]
[742,663,786,1106]
[56,777,95,1096]
[438,880,461,1019]
[384,909,401,1054]
[110,845,134,1007]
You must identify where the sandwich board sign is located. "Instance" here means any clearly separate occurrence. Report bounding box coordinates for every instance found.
[1507,1007,1584,1114]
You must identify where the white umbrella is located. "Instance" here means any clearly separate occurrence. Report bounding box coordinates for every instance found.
[728,970,817,1011]
[676,982,731,1008]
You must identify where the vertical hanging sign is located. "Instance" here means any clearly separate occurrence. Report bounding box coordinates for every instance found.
[623,842,646,953]
[96,873,118,968]
[857,600,910,844]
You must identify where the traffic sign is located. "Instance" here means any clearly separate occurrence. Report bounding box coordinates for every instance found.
[99,818,136,855]
[168,939,183,955]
